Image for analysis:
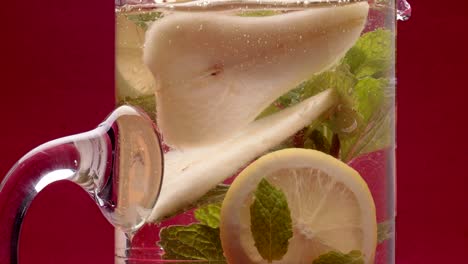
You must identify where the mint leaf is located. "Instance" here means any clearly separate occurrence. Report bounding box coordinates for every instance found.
[329,77,387,139]
[250,179,293,262]
[117,94,157,122]
[258,62,355,120]
[339,77,391,161]
[257,103,282,119]
[344,29,393,79]
[302,63,357,101]
[301,64,358,142]
[196,184,230,207]
[157,188,229,261]
[354,78,387,122]
[377,220,393,243]
[257,63,355,125]
[303,124,340,157]
[126,12,163,30]
[159,224,226,262]
[256,29,394,162]
[278,86,305,106]
[257,86,304,119]
[194,203,222,228]
[153,184,229,222]
[312,250,364,264]
[304,129,331,153]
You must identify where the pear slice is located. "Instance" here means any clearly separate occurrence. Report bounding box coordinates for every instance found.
[116,13,156,100]
[149,89,337,221]
[144,2,369,148]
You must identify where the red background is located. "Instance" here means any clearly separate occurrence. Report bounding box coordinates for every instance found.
[0,0,467,263]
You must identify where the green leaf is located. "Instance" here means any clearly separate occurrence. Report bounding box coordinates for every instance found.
[302,63,357,101]
[354,78,387,122]
[194,203,222,228]
[377,220,394,243]
[312,250,364,264]
[195,184,230,207]
[256,29,394,162]
[339,77,391,161]
[256,103,282,119]
[152,184,229,222]
[344,29,393,79]
[300,64,360,146]
[256,86,304,119]
[126,11,163,30]
[250,179,293,262]
[257,61,356,118]
[278,86,305,106]
[304,129,331,154]
[257,63,355,124]
[159,224,226,262]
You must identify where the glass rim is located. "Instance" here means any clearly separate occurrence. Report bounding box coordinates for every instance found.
[116,0,374,11]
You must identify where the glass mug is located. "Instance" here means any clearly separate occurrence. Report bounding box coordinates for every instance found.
[0,0,411,263]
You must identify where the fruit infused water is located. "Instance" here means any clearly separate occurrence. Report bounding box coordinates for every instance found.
[115,0,395,263]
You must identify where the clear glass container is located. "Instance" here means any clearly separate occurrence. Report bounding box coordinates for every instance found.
[0,0,411,263]
[115,0,399,263]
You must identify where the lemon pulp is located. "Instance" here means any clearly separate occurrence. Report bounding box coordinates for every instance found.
[220,148,377,264]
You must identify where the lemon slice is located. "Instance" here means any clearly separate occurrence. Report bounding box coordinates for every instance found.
[220,148,377,264]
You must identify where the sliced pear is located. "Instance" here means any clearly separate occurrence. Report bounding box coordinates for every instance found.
[144,2,369,148]
[116,12,156,100]
[149,89,337,221]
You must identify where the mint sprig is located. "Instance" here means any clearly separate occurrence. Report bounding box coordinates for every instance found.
[344,28,393,79]
[257,29,393,162]
[304,128,331,153]
[159,200,226,261]
[149,184,229,223]
[250,179,293,262]
[159,199,225,261]
[159,224,226,262]
[195,184,230,206]
[302,63,358,101]
[339,77,391,161]
[194,202,222,228]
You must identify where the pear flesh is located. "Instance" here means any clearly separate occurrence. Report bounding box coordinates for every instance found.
[144,2,369,148]
[149,89,337,221]
[116,13,156,99]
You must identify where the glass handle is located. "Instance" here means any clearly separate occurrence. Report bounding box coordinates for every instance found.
[0,106,164,263]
